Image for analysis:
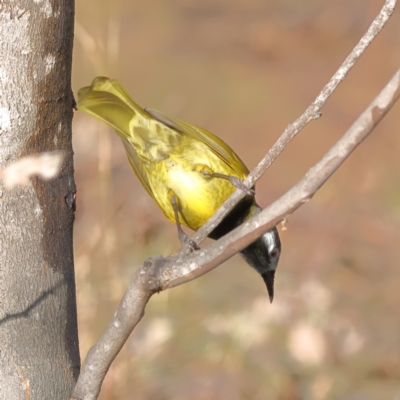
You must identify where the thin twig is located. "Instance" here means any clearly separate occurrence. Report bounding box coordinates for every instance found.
[188,0,397,248]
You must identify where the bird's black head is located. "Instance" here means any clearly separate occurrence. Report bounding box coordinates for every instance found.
[209,199,281,302]
[239,201,281,303]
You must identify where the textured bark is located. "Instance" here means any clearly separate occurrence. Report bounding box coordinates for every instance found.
[0,1,79,399]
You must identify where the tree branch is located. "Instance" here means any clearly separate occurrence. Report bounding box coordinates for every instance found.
[165,68,400,287]
[188,0,397,249]
[72,2,398,398]
[72,67,400,400]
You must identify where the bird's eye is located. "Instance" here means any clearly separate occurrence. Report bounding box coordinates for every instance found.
[270,248,280,259]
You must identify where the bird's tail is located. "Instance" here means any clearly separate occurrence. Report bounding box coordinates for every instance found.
[77,76,148,141]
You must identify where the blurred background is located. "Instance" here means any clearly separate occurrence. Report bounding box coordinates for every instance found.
[72,1,400,399]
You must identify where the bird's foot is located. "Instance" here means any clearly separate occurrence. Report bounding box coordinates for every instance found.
[178,230,200,251]
[200,170,255,196]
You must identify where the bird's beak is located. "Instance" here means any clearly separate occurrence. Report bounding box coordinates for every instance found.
[262,270,275,303]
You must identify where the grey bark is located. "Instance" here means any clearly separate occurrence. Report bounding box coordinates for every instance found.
[0,1,79,399]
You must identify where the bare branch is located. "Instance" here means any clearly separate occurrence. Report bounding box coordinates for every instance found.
[72,67,400,400]
[166,68,400,287]
[189,0,397,248]
[71,257,165,400]
[71,260,156,400]
[72,2,398,398]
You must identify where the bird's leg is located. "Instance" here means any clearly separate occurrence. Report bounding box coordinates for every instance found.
[199,168,255,196]
[171,194,200,251]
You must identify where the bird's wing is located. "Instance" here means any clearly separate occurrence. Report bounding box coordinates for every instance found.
[145,107,250,178]
[121,137,154,198]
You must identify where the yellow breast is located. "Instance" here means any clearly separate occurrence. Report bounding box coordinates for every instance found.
[148,141,241,231]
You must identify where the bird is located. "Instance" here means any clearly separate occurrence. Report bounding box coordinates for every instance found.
[77,77,281,302]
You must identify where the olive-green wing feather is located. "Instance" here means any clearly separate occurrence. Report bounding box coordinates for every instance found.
[120,138,154,197]
[145,107,249,178]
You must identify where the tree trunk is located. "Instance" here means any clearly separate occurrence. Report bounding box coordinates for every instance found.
[0,1,79,399]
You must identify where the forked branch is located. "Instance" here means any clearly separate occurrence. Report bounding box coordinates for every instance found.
[72,67,400,400]
[190,0,398,247]
[71,1,398,398]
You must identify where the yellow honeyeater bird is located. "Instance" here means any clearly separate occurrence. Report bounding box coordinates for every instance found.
[77,77,281,302]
